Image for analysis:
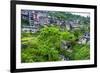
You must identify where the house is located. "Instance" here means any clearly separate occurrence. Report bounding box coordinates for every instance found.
[21,10,29,20]
[61,40,71,50]
[68,20,80,30]
[21,26,39,33]
[60,55,69,61]
[78,32,90,44]
[60,20,80,30]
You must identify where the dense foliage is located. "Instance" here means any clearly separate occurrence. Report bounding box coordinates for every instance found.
[21,25,90,62]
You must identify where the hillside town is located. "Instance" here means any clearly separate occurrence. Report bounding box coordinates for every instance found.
[21,10,90,45]
[21,10,82,32]
[21,10,90,61]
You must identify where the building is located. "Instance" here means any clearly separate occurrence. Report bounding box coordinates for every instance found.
[22,26,39,33]
[61,40,72,50]
[67,20,80,30]
[21,10,29,20]
[78,32,90,44]
[21,10,50,33]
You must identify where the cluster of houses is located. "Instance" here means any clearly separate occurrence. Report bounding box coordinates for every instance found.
[21,10,90,45]
[60,32,90,61]
[21,10,81,33]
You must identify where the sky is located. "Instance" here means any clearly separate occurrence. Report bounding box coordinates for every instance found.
[71,12,90,17]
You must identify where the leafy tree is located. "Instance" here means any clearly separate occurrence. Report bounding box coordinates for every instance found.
[21,25,75,62]
[70,44,90,60]
[21,19,29,26]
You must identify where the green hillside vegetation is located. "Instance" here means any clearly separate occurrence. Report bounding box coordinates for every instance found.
[21,25,90,62]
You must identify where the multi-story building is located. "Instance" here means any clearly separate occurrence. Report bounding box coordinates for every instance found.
[21,10,50,33]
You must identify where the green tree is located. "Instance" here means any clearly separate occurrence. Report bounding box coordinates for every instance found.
[21,25,90,62]
[70,44,90,60]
